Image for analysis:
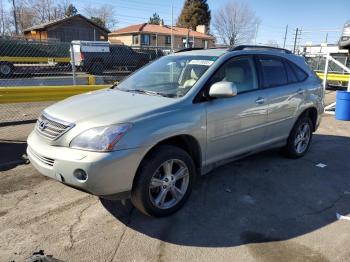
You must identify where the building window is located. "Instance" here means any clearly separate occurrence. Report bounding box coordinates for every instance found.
[165,35,171,45]
[141,34,150,45]
[203,40,208,49]
[132,34,139,45]
[182,38,193,48]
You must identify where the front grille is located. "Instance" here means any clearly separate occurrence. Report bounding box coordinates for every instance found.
[29,147,55,167]
[35,113,74,140]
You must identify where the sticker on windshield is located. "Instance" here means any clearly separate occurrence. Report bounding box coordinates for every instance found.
[189,60,214,66]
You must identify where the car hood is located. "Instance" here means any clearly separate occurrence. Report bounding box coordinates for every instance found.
[44,88,178,125]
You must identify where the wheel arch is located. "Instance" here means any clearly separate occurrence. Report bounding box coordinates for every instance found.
[132,134,202,189]
[295,107,318,132]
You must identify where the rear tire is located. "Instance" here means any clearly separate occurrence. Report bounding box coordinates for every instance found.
[282,116,313,158]
[131,145,195,217]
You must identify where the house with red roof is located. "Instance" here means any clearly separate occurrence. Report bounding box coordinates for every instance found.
[108,21,215,49]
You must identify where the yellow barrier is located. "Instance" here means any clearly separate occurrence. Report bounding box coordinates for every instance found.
[316,72,350,82]
[0,85,112,104]
[0,56,70,63]
[88,75,96,85]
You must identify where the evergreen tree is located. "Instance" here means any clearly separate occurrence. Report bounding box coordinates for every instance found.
[65,4,78,17]
[177,0,211,31]
[149,13,161,25]
[90,16,105,28]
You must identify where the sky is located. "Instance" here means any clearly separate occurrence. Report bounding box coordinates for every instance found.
[44,0,350,48]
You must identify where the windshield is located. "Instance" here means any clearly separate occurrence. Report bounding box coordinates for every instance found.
[114,55,218,98]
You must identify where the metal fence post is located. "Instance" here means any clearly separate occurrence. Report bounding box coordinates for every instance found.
[323,53,329,90]
[70,42,77,86]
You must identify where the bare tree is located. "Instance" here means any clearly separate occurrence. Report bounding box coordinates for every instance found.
[0,0,5,35]
[15,0,36,32]
[212,1,260,46]
[84,4,117,29]
[0,0,71,35]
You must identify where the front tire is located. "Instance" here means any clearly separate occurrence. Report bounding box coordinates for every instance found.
[283,116,313,158]
[131,145,195,217]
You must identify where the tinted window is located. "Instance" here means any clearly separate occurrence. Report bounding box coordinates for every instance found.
[259,57,288,87]
[290,62,308,82]
[208,57,258,94]
[284,61,298,83]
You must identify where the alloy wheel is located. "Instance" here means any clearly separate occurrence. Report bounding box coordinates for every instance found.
[294,123,311,154]
[149,159,189,210]
[0,64,11,75]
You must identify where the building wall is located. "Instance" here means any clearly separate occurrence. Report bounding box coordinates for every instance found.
[25,17,108,43]
[47,17,108,42]
[108,33,214,49]
[109,35,133,45]
[24,31,48,41]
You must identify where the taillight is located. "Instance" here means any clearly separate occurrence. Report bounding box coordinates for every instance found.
[80,52,85,60]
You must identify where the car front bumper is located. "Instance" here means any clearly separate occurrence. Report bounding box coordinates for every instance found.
[27,131,145,198]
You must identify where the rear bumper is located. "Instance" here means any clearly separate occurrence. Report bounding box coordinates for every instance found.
[27,131,145,197]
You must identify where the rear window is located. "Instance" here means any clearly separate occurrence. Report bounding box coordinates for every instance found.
[259,57,288,87]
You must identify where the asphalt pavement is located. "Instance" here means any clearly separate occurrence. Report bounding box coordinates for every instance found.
[0,95,350,261]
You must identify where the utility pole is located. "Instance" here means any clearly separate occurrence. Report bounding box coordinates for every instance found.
[171,1,174,52]
[283,24,288,48]
[12,0,18,35]
[293,28,299,53]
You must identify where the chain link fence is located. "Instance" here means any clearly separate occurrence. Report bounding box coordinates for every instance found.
[0,37,165,142]
[305,53,350,88]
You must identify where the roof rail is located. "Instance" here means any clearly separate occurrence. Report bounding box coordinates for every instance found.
[230,45,292,54]
[175,47,204,53]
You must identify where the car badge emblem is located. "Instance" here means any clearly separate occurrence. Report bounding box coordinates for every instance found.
[39,120,48,131]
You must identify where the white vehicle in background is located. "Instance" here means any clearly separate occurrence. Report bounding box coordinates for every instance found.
[339,21,350,50]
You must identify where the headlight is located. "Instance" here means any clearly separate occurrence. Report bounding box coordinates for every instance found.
[70,124,132,151]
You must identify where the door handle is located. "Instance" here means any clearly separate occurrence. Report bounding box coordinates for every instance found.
[255,97,265,104]
[297,89,305,95]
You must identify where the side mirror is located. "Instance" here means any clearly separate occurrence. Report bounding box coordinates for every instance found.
[209,81,238,98]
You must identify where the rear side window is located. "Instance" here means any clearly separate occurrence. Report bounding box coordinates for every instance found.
[289,62,308,82]
[258,57,288,88]
[284,61,298,83]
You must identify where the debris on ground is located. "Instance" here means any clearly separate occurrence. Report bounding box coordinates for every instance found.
[336,213,350,221]
[316,163,327,168]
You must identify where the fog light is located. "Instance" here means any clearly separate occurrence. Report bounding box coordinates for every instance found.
[73,169,88,182]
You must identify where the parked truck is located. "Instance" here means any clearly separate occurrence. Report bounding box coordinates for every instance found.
[71,41,154,74]
[0,38,70,77]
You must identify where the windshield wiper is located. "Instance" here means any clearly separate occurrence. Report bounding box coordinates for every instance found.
[123,89,174,98]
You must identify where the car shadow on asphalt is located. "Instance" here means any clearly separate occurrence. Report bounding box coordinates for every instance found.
[102,133,350,249]
[0,141,27,171]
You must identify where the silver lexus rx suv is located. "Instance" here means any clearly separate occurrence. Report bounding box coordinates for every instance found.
[27,46,324,217]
